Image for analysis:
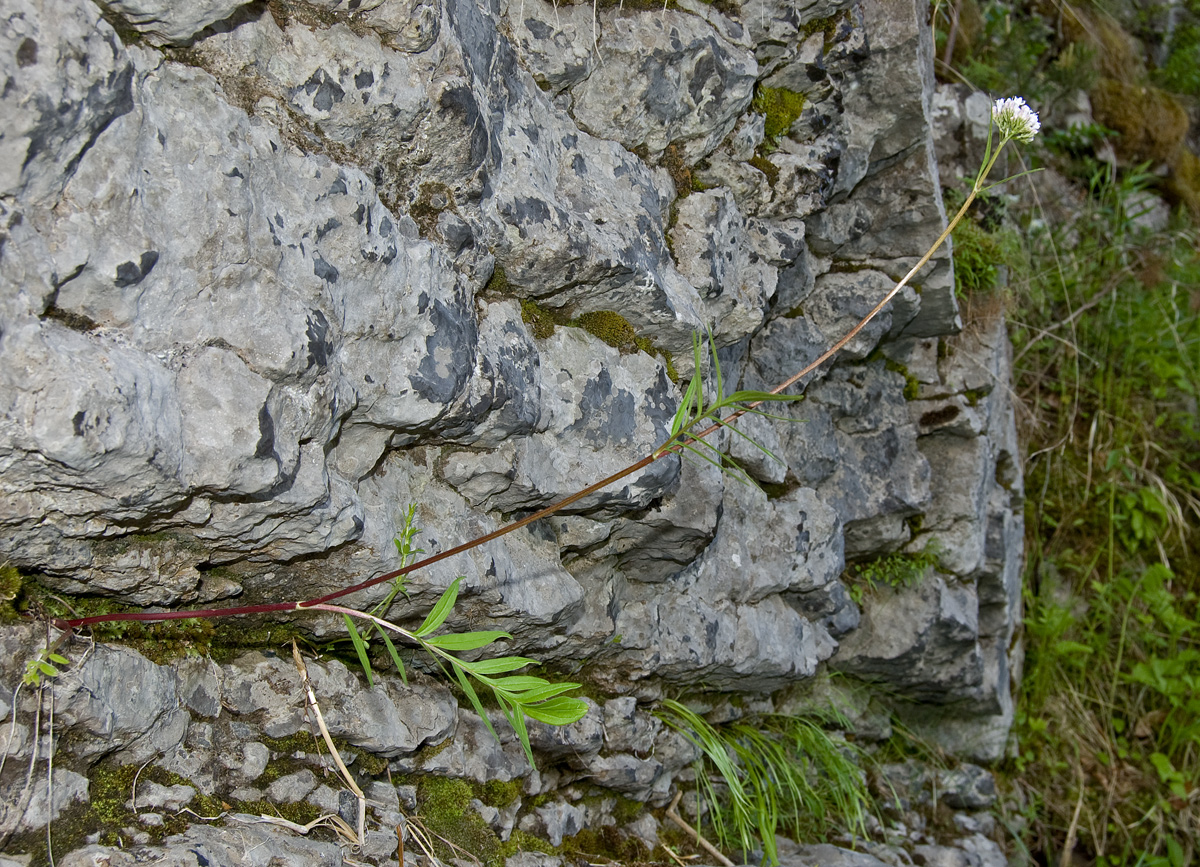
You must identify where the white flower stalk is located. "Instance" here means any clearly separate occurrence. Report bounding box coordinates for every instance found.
[992,96,1041,144]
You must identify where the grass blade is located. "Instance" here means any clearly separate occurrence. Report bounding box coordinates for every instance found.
[374,623,407,685]
[343,613,374,688]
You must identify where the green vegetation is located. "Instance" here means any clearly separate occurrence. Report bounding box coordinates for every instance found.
[656,699,871,866]
[843,549,939,605]
[752,86,807,143]
[1009,175,1200,863]
[938,2,1200,861]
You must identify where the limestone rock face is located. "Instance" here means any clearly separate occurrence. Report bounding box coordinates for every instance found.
[0,0,1024,858]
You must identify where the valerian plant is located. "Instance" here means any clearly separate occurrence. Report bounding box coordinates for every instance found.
[45,97,1041,766]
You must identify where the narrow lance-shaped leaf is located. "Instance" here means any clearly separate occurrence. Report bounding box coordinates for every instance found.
[415,576,462,637]
[468,656,539,675]
[344,613,374,687]
[424,629,510,651]
[374,623,407,685]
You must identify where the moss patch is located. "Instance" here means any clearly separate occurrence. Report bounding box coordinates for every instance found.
[520,297,560,340]
[753,86,807,142]
[417,776,504,867]
[663,142,694,197]
[1090,78,1189,165]
[748,153,780,187]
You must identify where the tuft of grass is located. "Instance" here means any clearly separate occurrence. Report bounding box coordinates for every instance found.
[656,700,870,865]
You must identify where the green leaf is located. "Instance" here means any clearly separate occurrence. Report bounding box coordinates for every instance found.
[505,695,535,768]
[344,613,374,687]
[424,630,511,651]
[374,623,407,686]
[524,696,589,726]
[48,653,69,666]
[37,660,58,677]
[481,675,552,693]
[507,682,581,704]
[415,577,462,637]
[454,664,499,744]
[468,656,538,675]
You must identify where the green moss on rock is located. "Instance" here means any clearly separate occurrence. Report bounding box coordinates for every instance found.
[753,86,806,141]
[418,776,504,867]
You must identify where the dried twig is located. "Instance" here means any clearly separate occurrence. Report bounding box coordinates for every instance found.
[665,790,734,867]
[291,640,367,847]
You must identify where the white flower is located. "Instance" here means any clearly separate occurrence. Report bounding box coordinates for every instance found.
[992,96,1041,144]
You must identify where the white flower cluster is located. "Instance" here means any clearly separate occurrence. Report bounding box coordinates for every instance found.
[992,96,1041,144]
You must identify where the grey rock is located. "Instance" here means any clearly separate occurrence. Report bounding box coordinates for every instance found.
[570,11,757,163]
[810,363,931,557]
[938,764,997,810]
[100,0,253,45]
[175,656,223,719]
[726,404,788,485]
[602,697,660,755]
[499,0,597,92]
[241,741,270,780]
[507,853,564,867]
[670,189,772,346]
[521,799,587,847]
[955,833,1008,867]
[130,781,195,812]
[833,570,982,703]
[394,709,532,783]
[51,644,180,758]
[586,752,665,798]
[266,769,318,803]
[441,328,680,515]
[1,768,89,833]
[527,699,603,760]
[786,843,894,867]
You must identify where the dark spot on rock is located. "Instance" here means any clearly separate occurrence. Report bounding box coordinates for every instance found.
[254,405,277,461]
[920,405,960,428]
[274,213,284,227]
[514,196,551,224]
[191,849,210,867]
[313,255,339,283]
[114,250,159,287]
[16,37,37,67]
[352,515,364,533]
[354,69,374,89]
[302,68,345,112]
[561,134,577,148]
[416,291,429,314]
[379,215,393,236]
[225,167,244,179]
[73,411,86,436]
[525,18,552,39]
[327,177,347,196]
[439,85,488,169]
[412,299,475,405]
[315,217,342,241]
[572,154,587,176]
[353,204,366,225]
[364,374,374,383]
[305,310,332,369]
